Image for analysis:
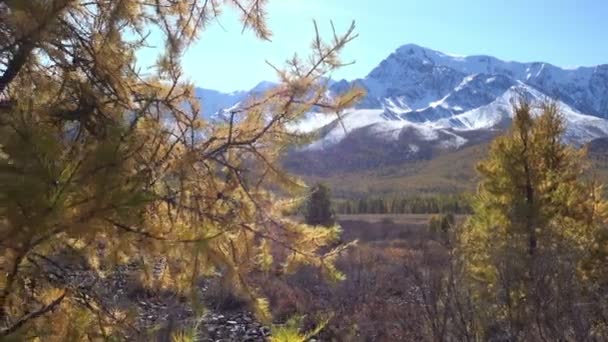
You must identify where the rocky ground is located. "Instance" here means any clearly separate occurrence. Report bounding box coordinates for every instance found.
[36,253,275,341]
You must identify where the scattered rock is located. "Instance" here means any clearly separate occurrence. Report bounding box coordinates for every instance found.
[36,252,273,341]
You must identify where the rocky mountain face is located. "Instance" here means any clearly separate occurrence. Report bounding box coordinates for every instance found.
[196,44,608,174]
[350,44,608,117]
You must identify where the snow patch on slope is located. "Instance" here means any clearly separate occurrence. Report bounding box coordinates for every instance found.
[197,44,608,155]
[288,112,340,133]
[302,82,608,151]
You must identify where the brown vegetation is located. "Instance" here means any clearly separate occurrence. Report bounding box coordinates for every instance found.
[257,214,457,341]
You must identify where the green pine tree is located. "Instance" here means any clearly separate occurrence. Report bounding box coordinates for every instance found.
[304,183,336,227]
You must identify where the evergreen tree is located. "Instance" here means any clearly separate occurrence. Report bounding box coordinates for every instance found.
[304,183,336,227]
[0,1,362,339]
[428,213,455,243]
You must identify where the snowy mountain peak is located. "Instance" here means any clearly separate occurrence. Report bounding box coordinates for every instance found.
[310,44,608,151]
[195,44,608,157]
[394,44,468,62]
[363,44,608,117]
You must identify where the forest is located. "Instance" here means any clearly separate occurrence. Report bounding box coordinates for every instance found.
[334,194,470,215]
[1,1,607,341]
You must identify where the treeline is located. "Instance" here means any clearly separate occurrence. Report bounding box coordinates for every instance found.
[334,194,471,215]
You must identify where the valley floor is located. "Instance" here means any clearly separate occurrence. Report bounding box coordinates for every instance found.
[259,213,457,341]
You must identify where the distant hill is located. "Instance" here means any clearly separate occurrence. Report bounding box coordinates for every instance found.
[293,136,608,198]
[291,141,489,198]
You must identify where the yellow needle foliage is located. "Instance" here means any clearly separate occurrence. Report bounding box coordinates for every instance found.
[460,99,608,338]
[0,0,363,339]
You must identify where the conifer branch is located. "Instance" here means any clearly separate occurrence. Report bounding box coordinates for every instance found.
[0,290,67,337]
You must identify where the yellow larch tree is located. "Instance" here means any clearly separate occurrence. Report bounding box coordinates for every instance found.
[460,99,608,340]
[0,0,363,339]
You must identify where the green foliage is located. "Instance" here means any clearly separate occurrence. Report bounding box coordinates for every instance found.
[428,213,455,243]
[304,183,336,227]
[336,194,470,215]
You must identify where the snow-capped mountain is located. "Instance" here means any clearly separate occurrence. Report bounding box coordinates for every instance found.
[301,44,608,150]
[346,44,608,117]
[195,44,608,170]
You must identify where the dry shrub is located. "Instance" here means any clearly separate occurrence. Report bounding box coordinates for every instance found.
[204,278,249,312]
[256,216,450,341]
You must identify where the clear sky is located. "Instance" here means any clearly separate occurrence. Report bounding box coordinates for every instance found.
[148,0,608,92]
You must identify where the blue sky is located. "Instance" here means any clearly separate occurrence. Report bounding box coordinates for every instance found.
[145,0,608,92]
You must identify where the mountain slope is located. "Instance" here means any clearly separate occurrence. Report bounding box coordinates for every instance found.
[294,141,489,197]
[289,82,608,171]
[340,44,608,118]
[314,44,608,145]
[193,44,608,192]
[283,45,608,176]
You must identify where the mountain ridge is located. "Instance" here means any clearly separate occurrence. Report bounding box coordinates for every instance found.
[194,43,608,186]
[339,43,608,117]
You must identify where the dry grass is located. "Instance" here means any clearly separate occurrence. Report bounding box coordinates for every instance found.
[338,213,434,224]
[296,143,488,197]
[256,214,455,341]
